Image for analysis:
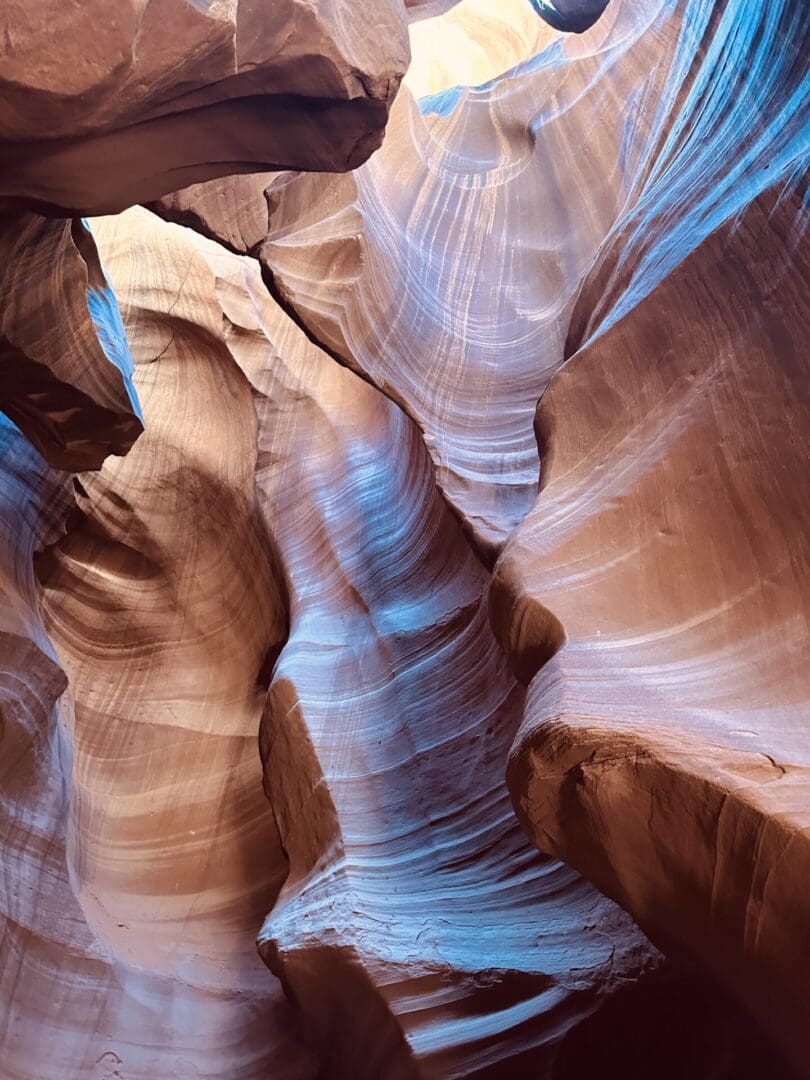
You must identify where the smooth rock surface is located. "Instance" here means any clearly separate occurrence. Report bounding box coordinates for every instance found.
[0,0,806,1074]
[494,186,810,1075]
[5,210,316,1079]
[0,0,409,215]
[489,0,809,1066]
[101,207,662,1078]
[251,0,809,1065]
[72,204,788,1078]
[259,0,682,562]
[0,414,305,1080]
[147,173,279,256]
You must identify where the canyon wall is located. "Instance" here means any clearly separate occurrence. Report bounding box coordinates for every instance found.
[0,0,807,1076]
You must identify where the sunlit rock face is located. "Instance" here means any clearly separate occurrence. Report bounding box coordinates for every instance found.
[0,0,808,1077]
[125,208,659,1078]
[489,2,810,1071]
[495,185,810,1073]
[0,214,315,1079]
[18,204,776,1080]
[0,0,409,467]
[258,0,682,563]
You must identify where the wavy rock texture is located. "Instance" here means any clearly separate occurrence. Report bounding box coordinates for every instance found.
[0,418,308,1080]
[495,185,810,1073]
[1,211,315,1079]
[0,0,410,472]
[80,206,668,1079]
[489,0,810,1071]
[0,0,807,1076]
[258,0,684,562]
[0,213,142,471]
[0,421,79,1079]
[240,0,808,1060]
[42,204,781,1080]
[0,0,409,215]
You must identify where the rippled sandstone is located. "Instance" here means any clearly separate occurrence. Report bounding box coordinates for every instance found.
[0,0,808,1076]
[494,184,810,1074]
[0,0,410,480]
[258,0,685,562]
[24,203,781,1080]
[0,211,314,1080]
[489,3,809,1070]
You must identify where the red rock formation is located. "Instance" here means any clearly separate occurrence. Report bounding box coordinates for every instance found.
[258,0,680,562]
[494,187,810,1074]
[148,173,279,256]
[91,207,663,1078]
[0,213,142,470]
[0,0,807,1075]
[0,0,410,472]
[0,210,314,1079]
[0,0,410,215]
[28,204,773,1080]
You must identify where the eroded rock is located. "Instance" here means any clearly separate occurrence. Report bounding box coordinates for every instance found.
[0,213,142,471]
[0,0,806,1074]
[0,0,410,215]
[494,187,810,1074]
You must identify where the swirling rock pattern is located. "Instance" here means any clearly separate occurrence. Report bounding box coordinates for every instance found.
[0,0,807,1075]
[0,0,409,215]
[2,194,775,1076]
[495,184,810,1074]
[490,0,810,1071]
[8,210,315,1079]
[248,0,809,1062]
[63,206,770,1079]
[258,0,682,562]
[97,207,664,1078]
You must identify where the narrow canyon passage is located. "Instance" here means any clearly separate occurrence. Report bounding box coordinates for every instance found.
[0,0,807,1076]
[71,208,660,1077]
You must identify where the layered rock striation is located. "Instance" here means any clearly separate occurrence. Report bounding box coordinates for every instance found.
[0,0,411,473]
[257,0,694,561]
[494,185,810,1072]
[0,0,808,1076]
[0,215,314,1078]
[86,206,665,1078]
[490,0,810,1070]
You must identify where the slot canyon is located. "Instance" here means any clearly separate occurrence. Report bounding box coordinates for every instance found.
[0,1,807,1077]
